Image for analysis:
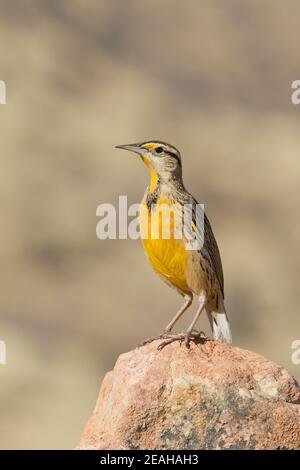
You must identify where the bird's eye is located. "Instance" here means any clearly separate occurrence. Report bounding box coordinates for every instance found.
[155,146,163,154]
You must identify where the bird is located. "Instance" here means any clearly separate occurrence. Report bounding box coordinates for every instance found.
[116,140,232,349]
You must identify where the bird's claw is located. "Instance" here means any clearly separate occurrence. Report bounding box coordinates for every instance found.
[140,330,207,350]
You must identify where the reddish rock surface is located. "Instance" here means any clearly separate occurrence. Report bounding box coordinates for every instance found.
[77,340,300,450]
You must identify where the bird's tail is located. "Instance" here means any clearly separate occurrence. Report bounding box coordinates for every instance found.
[207,298,232,344]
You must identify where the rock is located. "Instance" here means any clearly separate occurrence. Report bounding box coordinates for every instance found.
[77,340,300,450]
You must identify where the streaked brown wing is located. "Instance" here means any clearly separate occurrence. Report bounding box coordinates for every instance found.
[182,193,224,297]
[203,212,224,297]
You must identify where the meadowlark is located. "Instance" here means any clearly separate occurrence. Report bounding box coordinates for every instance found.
[116,140,232,349]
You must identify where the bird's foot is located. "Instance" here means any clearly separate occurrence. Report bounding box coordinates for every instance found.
[139,329,207,350]
[158,330,207,350]
[139,332,173,347]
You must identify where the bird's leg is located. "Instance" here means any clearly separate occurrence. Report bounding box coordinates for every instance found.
[157,293,206,350]
[139,295,192,347]
[184,293,206,348]
[164,295,193,333]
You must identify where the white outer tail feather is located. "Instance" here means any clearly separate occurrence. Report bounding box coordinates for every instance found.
[208,295,232,344]
[212,312,232,344]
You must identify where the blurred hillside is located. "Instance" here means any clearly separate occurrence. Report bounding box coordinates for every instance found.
[0,0,299,449]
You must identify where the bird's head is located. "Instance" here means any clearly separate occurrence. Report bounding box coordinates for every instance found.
[115,140,182,183]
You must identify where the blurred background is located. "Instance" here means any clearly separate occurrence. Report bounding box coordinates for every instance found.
[0,0,299,449]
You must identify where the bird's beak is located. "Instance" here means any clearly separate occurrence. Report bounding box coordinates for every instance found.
[115,144,142,155]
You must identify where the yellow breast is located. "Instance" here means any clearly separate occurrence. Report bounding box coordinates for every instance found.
[139,196,190,293]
